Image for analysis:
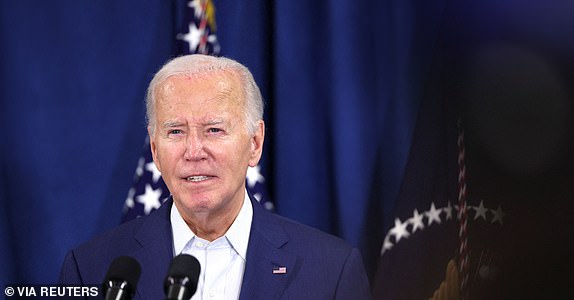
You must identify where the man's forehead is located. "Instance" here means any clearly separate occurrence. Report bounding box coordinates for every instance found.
[159,72,243,109]
[162,69,240,89]
[160,115,226,127]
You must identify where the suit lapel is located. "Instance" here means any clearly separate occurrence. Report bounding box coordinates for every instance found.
[239,199,298,300]
[131,199,175,300]
[122,197,297,299]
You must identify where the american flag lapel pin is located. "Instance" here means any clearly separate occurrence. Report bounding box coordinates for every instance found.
[272,266,287,274]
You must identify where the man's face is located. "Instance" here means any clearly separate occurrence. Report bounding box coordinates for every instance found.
[149,71,264,219]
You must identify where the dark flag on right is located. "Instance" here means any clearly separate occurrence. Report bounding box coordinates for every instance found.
[372,1,574,299]
[371,56,464,299]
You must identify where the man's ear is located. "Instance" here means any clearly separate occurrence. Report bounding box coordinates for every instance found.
[148,126,161,172]
[248,120,265,167]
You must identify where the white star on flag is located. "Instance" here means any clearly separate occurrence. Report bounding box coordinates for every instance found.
[390,218,410,242]
[380,198,506,257]
[474,200,488,220]
[124,188,135,209]
[491,205,505,224]
[135,157,145,177]
[246,165,265,188]
[188,0,203,19]
[381,235,394,255]
[444,201,454,220]
[410,209,425,233]
[426,202,442,225]
[145,162,162,183]
[137,184,163,214]
[177,22,202,53]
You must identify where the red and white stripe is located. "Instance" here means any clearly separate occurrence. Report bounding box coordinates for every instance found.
[457,119,469,297]
[197,0,210,54]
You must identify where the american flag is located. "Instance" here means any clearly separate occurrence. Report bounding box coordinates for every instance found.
[122,0,272,222]
[371,76,508,298]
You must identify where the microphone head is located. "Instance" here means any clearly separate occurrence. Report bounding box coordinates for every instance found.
[164,254,201,298]
[103,256,141,295]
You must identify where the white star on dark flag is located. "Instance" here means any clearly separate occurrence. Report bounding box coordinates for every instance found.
[390,218,410,242]
[137,184,162,214]
[380,198,505,258]
[177,22,202,53]
[246,165,265,188]
[474,200,488,220]
[410,209,425,233]
[426,202,442,225]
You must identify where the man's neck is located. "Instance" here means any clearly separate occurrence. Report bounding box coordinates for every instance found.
[175,195,245,242]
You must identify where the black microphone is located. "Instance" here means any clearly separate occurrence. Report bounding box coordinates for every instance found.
[102,256,141,300]
[164,254,201,300]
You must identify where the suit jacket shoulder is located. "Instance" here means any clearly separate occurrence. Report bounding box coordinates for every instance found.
[59,200,173,300]
[240,200,372,300]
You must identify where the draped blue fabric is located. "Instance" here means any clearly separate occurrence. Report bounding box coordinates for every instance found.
[0,0,445,287]
[272,0,445,248]
[0,0,174,285]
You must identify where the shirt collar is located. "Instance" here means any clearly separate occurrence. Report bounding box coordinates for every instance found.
[224,191,252,261]
[171,190,253,260]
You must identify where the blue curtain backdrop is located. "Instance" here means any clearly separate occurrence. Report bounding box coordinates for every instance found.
[0,0,175,285]
[1,0,430,285]
[2,0,572,294]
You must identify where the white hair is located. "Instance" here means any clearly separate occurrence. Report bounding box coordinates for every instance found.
[146,54,264,135]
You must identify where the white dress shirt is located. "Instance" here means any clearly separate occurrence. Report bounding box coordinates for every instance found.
[170,191,253,300]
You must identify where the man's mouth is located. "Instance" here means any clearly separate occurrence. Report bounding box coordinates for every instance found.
[186,175,211,182]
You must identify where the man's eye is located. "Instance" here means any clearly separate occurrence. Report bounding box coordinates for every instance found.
[168,129,183,135]
[208,128,222,133]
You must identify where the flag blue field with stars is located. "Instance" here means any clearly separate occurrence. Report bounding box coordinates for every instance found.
[371,9,574,296]
[122,0,271,222]
[372,77,462,298]
[371,81,513,299]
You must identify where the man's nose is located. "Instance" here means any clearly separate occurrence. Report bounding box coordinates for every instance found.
[183,132,207,161]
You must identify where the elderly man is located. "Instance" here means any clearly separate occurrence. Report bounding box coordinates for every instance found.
[59,54,372,299]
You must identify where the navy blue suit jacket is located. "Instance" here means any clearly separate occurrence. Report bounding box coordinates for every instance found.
[59,197,372,299]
